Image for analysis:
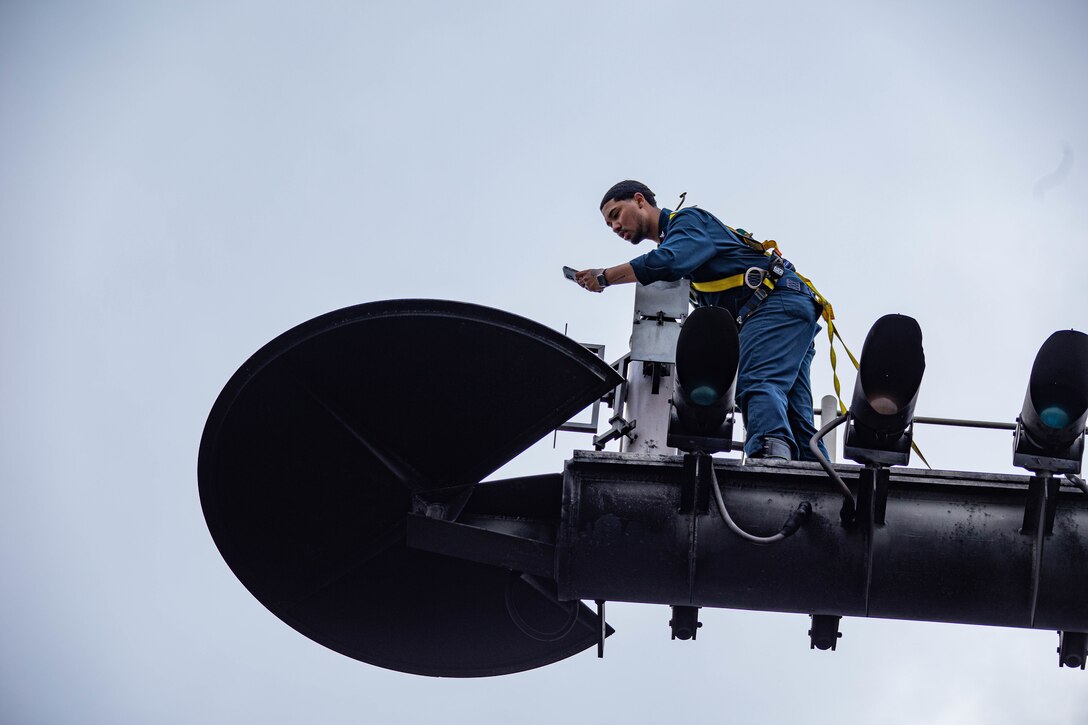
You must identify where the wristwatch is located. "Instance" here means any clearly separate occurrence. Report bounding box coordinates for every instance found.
[596,270,610,288]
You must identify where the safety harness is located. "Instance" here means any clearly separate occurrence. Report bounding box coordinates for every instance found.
[688,220,855,408]
[673,210,931,468]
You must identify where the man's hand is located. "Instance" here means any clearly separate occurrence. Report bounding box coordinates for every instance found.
[575,268,605,293]
[573,264,633,292]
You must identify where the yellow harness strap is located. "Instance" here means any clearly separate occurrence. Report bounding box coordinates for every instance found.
[691,275,775,294]
[669,209,930,466]
[685,217,932,468]
[792,271,857,415]
[690,225,780,294]
[794,270,931,469]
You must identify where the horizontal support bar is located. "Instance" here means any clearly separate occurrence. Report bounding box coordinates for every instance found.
[913,416,1017,431]
[406,513,556,578]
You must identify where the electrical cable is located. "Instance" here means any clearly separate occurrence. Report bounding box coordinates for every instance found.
[706,455,811,545]
[1067,473,1088,496]
[809,413,857,523]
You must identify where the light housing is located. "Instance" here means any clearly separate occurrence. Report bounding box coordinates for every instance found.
[667,306,739,453]
[843,314,925,466]
[1013,330,1088,475]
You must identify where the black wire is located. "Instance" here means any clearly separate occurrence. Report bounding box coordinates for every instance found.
[1067,473,1088,496]
[706,453,811,545]
[809,413,857,524]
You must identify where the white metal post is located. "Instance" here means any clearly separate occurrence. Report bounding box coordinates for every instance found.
[621,280,689,454]
[820,394,839,463]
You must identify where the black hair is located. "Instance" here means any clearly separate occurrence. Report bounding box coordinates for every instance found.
[599,180,657,210]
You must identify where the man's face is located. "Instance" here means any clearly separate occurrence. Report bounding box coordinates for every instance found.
[601,194,652,244]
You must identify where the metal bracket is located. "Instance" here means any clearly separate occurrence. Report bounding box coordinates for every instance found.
[405,513,556,578]
[1058,631,1088,669]
[680,453,712,515]
[593,414,637,451]
[643,361,671,395]
[809,615,843,651]
[411,484,474,522]
[1014,419,1085,476]
[855,466,890,526]
[843,418,914,467]
[1022,475,1061,536]
[667,410,736,455]
[557,343,608,434]
[1023,474,1061,627]
[596,600,606,658]
[669,605,702,640]
[630,281,688,364]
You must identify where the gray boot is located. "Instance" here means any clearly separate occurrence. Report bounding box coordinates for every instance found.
[750,437,792,463]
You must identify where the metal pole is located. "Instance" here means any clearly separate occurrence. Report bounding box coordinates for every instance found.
[621,281,689,454]
[820,395,839,463]
[912,416,1016,431]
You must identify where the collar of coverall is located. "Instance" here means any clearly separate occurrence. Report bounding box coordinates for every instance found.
[657,208,673,242]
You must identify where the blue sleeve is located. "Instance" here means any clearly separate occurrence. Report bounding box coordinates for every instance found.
[628,210,718,285]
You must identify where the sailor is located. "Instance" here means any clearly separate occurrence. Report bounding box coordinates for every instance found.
[575,180,828,462]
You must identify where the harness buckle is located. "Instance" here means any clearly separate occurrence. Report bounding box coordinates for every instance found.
[736,254,792,326]
[744,267,766,289]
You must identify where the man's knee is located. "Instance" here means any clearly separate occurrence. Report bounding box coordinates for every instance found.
[737,380,788,406]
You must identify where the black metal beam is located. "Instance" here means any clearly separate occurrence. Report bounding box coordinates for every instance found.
[406,513,556,578]
[556,450,1088,633]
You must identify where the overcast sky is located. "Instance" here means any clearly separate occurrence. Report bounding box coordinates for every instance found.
[3,1,1087,723]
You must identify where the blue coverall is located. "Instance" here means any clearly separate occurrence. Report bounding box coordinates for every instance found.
[628,207,829,461]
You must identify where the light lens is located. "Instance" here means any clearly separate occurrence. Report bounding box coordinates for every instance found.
[1039,405,1072,429]
[690,385,719,406]
[868,395,900,416]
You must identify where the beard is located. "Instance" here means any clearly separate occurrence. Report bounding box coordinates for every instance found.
[628,218,651,245]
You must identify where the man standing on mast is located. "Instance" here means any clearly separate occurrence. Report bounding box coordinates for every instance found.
[575,180,828,462]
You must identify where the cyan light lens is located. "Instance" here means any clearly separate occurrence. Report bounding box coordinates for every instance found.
[1039,405,1072,429]
[690,385,718,406]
